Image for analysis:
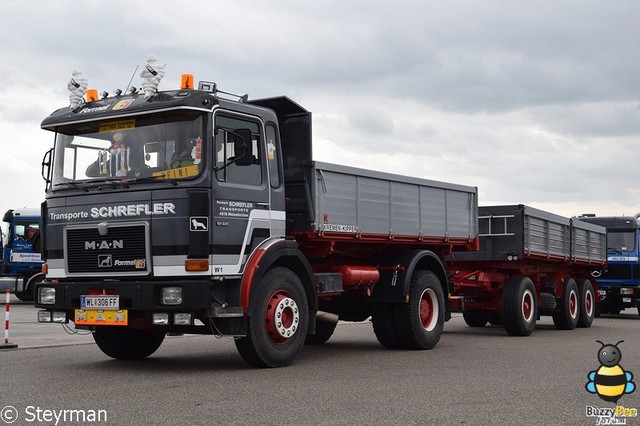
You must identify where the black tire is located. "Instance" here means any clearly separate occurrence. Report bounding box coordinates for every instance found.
[93,327,165,360]
[488,312,502,326]
[371,303,401,349]
[552,278,579,330]
[501,276,537,336]
[392,270,445,350]
[576,279,595,328]
[235,267,309,368]
[462,310,488,327]
[15,291,33,302]
[305,319,337,345]
[16,273,46,302]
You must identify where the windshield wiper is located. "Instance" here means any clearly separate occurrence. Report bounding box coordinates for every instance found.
[129,176,178,185]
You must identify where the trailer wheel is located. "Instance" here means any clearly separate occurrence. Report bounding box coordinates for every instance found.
[576,279,595,328]
[93,327,165,360]
[371,303,401,349]
[501,276,537,336]
[305,320,337,345]
[552,278,579,330]
[235,267,309,368]
[462,310,488,327]
[393,270,445,350]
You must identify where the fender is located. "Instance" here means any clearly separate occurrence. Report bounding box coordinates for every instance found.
[239,237,317,318]
[371,249,450,319]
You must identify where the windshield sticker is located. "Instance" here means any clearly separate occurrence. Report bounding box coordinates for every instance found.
[152,164,199,179]
[99,119,136,133]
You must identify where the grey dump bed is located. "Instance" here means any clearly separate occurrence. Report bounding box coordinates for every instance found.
[452,204,606,264]
[285,161,478,242]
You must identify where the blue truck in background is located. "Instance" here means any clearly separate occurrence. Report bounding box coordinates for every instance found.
[579,214,640,317]
[0,208,43,301]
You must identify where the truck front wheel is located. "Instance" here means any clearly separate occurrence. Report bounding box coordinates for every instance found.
[93,327,165,360]
[501,276,537,336]
[552,278,579,330]
[235,267,309,368]
[392,270,445,350]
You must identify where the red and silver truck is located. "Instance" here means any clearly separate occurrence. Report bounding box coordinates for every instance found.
[448,205,606,335]
[34,61,604,367]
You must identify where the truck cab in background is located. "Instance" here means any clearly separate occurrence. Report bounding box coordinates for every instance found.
[0,208,43,301]
[578,215,640,317]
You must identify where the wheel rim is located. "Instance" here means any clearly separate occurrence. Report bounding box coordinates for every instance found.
[585,289,594,317]
[419,288,439,332]
[264,290,299,345]
[521,289,534,323]
[569,289,578,319]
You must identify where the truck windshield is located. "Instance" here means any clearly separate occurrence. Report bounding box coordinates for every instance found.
[607,230,636,252]
[50,110,204,186]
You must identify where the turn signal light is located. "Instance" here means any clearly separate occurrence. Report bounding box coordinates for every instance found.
[185,259,209,272]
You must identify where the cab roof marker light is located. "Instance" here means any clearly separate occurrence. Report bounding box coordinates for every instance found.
[140,55,166,98]
[86,89,99,102]
[67,69,88,109]
[181,73,194,90]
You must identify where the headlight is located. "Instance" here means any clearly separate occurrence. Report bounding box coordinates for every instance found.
[161,287,182,305]
[152,313,170,325]
[173,313,193,325]
[38,287,56,305]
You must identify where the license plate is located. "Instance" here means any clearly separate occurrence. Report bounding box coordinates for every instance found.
[75,309,128,326]
[81,295,120,310]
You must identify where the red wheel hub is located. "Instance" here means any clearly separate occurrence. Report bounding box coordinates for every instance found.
[522,290,533,322]
[569,290,578,318]
[585,291,593,316]
[264,290,299,345]
[419,288,439,331]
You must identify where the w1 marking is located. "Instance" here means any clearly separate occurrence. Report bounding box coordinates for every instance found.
[190,216,208,232]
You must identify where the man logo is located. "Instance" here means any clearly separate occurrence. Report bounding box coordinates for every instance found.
[98,254,112,268]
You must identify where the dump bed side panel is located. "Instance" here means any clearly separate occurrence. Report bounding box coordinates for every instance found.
[309,162,478,241]
[571,219,607,264]
[457,204,572,261]
[451,205,606,264]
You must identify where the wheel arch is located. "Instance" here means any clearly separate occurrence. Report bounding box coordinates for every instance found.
[240,238,317,328]
[372,250,450,320]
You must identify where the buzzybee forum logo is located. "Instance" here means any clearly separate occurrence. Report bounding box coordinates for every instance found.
[585,340,637,424]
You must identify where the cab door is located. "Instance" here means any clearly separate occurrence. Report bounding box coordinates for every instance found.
[211,112,271,275]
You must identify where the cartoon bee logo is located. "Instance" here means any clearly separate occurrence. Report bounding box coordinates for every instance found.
[586,340,636,403]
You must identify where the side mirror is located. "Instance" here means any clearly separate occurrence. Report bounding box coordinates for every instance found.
[41,148,52,185]
[233,129,254,166]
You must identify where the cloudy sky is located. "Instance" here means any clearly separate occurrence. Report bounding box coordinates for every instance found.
[1,0,639,221]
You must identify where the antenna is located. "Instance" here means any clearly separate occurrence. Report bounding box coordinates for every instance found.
[124,65,139,95]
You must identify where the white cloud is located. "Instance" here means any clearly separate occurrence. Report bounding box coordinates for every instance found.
[0,0,638,219]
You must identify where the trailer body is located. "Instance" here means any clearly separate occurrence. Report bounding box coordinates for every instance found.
[448,205,606,334]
